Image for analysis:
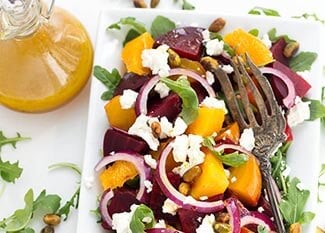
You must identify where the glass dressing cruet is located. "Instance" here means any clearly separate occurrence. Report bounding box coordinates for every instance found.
[0,0,93,112]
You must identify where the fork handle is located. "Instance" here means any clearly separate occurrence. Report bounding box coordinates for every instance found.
[261,158,286,233]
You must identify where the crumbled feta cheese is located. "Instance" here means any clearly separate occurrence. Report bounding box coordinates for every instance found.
[162,198,179,216]
[205,39,224,56]
[144,180,153,193]
[199,196,208,201]
[261,33,272,48]
[230,176,237,183]
[84,175,95,189]
[196,214,216,233]
[224,169,230,178]
[282,166,291,177]
[154,219,167,228]
[154,82,170,98]
[220,64,234,74]
[205,71,215,85]
[172,135,189,162]
[197,217,203,223]
[201,29,211,42]
[201,97,228,113]
[287,96,310,127]
[239,128,255,151]
[257,206,265,213]
[171,117,188,137]
[120,89,138,109]
[159,117,173,138]
[128,114,160,151]
[112,204,139,233]
[142,44,170,77]
[142,216,153,224]
[144,154,157,169]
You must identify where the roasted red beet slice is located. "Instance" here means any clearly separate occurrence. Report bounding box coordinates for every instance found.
[267,61,311,105]
[114,72,150,96]
[149,172,181,227]
[270,38,289,66]
[191,81,208,103]
[107,188,141,216]
[178,208,205,233]
[148,93,182,122]
[103,128,149,155]
[154,27,204,61]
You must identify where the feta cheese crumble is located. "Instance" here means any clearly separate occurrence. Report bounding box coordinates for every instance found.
[144,154,157,169]
[205,71,215,85]
[261,33,272,48]
[287,96,310,127]
[239,128,255,151]
[201,96,228,113]
[205,39,224,56]
[128,114,160,151]
[154,219,167,228]
[201,29,211,42]
[154,82,170,98]
[162,198,179,216]
[220,64,234,74]
[112,204,139,233]
[120,89,138,109]
[196,214,216,233]
[144,180,153,193]
[141,44,170,77]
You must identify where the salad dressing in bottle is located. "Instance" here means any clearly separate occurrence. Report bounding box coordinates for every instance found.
[0,0,93,112]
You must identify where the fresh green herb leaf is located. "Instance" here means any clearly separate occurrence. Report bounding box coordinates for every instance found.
[223,43,235,57]
[151,15,176,39]
[33,190,61,213]
[0,189,34,232]
[93,66,121,101]
[209,32,223,41]
[248,7,280,16]
[0,158,23,183]
[267,28,295,43]
[289,52,318,72]
[293,13,325,24]
[0,131,30,152]
[182,0,195,10]
[248,28,259,37]
[48,162,82,175]
[305,98,325,125]
[58,186,80,221]
[123,29,141,46]
[107,17,146,34]
[129,204,155,233]
[257,225,268,233]
[160,76,199,124]
[202,137,248,167]
[279,177,315,225]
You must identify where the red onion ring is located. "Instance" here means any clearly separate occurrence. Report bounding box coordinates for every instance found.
[240,211,275,231]
[260,67,296,108]
[95,152,150,201]
[225,198,241,233]
[136,68,216,115]
[99,189,114,227]
[146,228,184,233]
[213,143,251,155]
[156,141,224,213]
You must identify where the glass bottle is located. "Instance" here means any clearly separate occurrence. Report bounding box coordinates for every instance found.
[0,0,93,112]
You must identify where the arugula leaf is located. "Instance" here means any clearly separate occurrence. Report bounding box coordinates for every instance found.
[93,66,121,101]
[289,52,318,72]
[48,162,82,175]
[307,98,325,123]
[0,158,23,183]
[58,186,80,221]
[0,189,34,232]
[257,225,268,233]
[182,0,195,10]
[202,137,248,167]
[267,28,295,43]
[0,131,30,152]
[107,17,146,34]
[33,190,61,213]
[279,177,315,225]
[129,204,155,233]
[248,7,280,16]
[123,29,141,46]
[160,76,199,124]
[248,28,259,37]
[150,15,176,39]
[293,13,325,24]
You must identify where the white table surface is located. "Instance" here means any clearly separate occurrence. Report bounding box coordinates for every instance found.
[0,0,324,232]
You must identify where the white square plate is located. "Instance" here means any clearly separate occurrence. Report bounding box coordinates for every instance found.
[77,8,323,233]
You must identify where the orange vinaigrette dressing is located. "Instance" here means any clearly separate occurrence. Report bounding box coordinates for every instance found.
[0,1,93,112]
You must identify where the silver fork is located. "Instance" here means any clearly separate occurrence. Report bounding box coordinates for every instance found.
[210,55,287,233]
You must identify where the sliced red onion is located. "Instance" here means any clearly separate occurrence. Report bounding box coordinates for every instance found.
[146,228,184,233]
[156,141,224,213]
[260,67,296,108]
[136,68,216,115]
[225,198,241,233]
[99,189,114,227]
[95,152,150,201]
[214,143,251,155]
[240,211,275,231]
